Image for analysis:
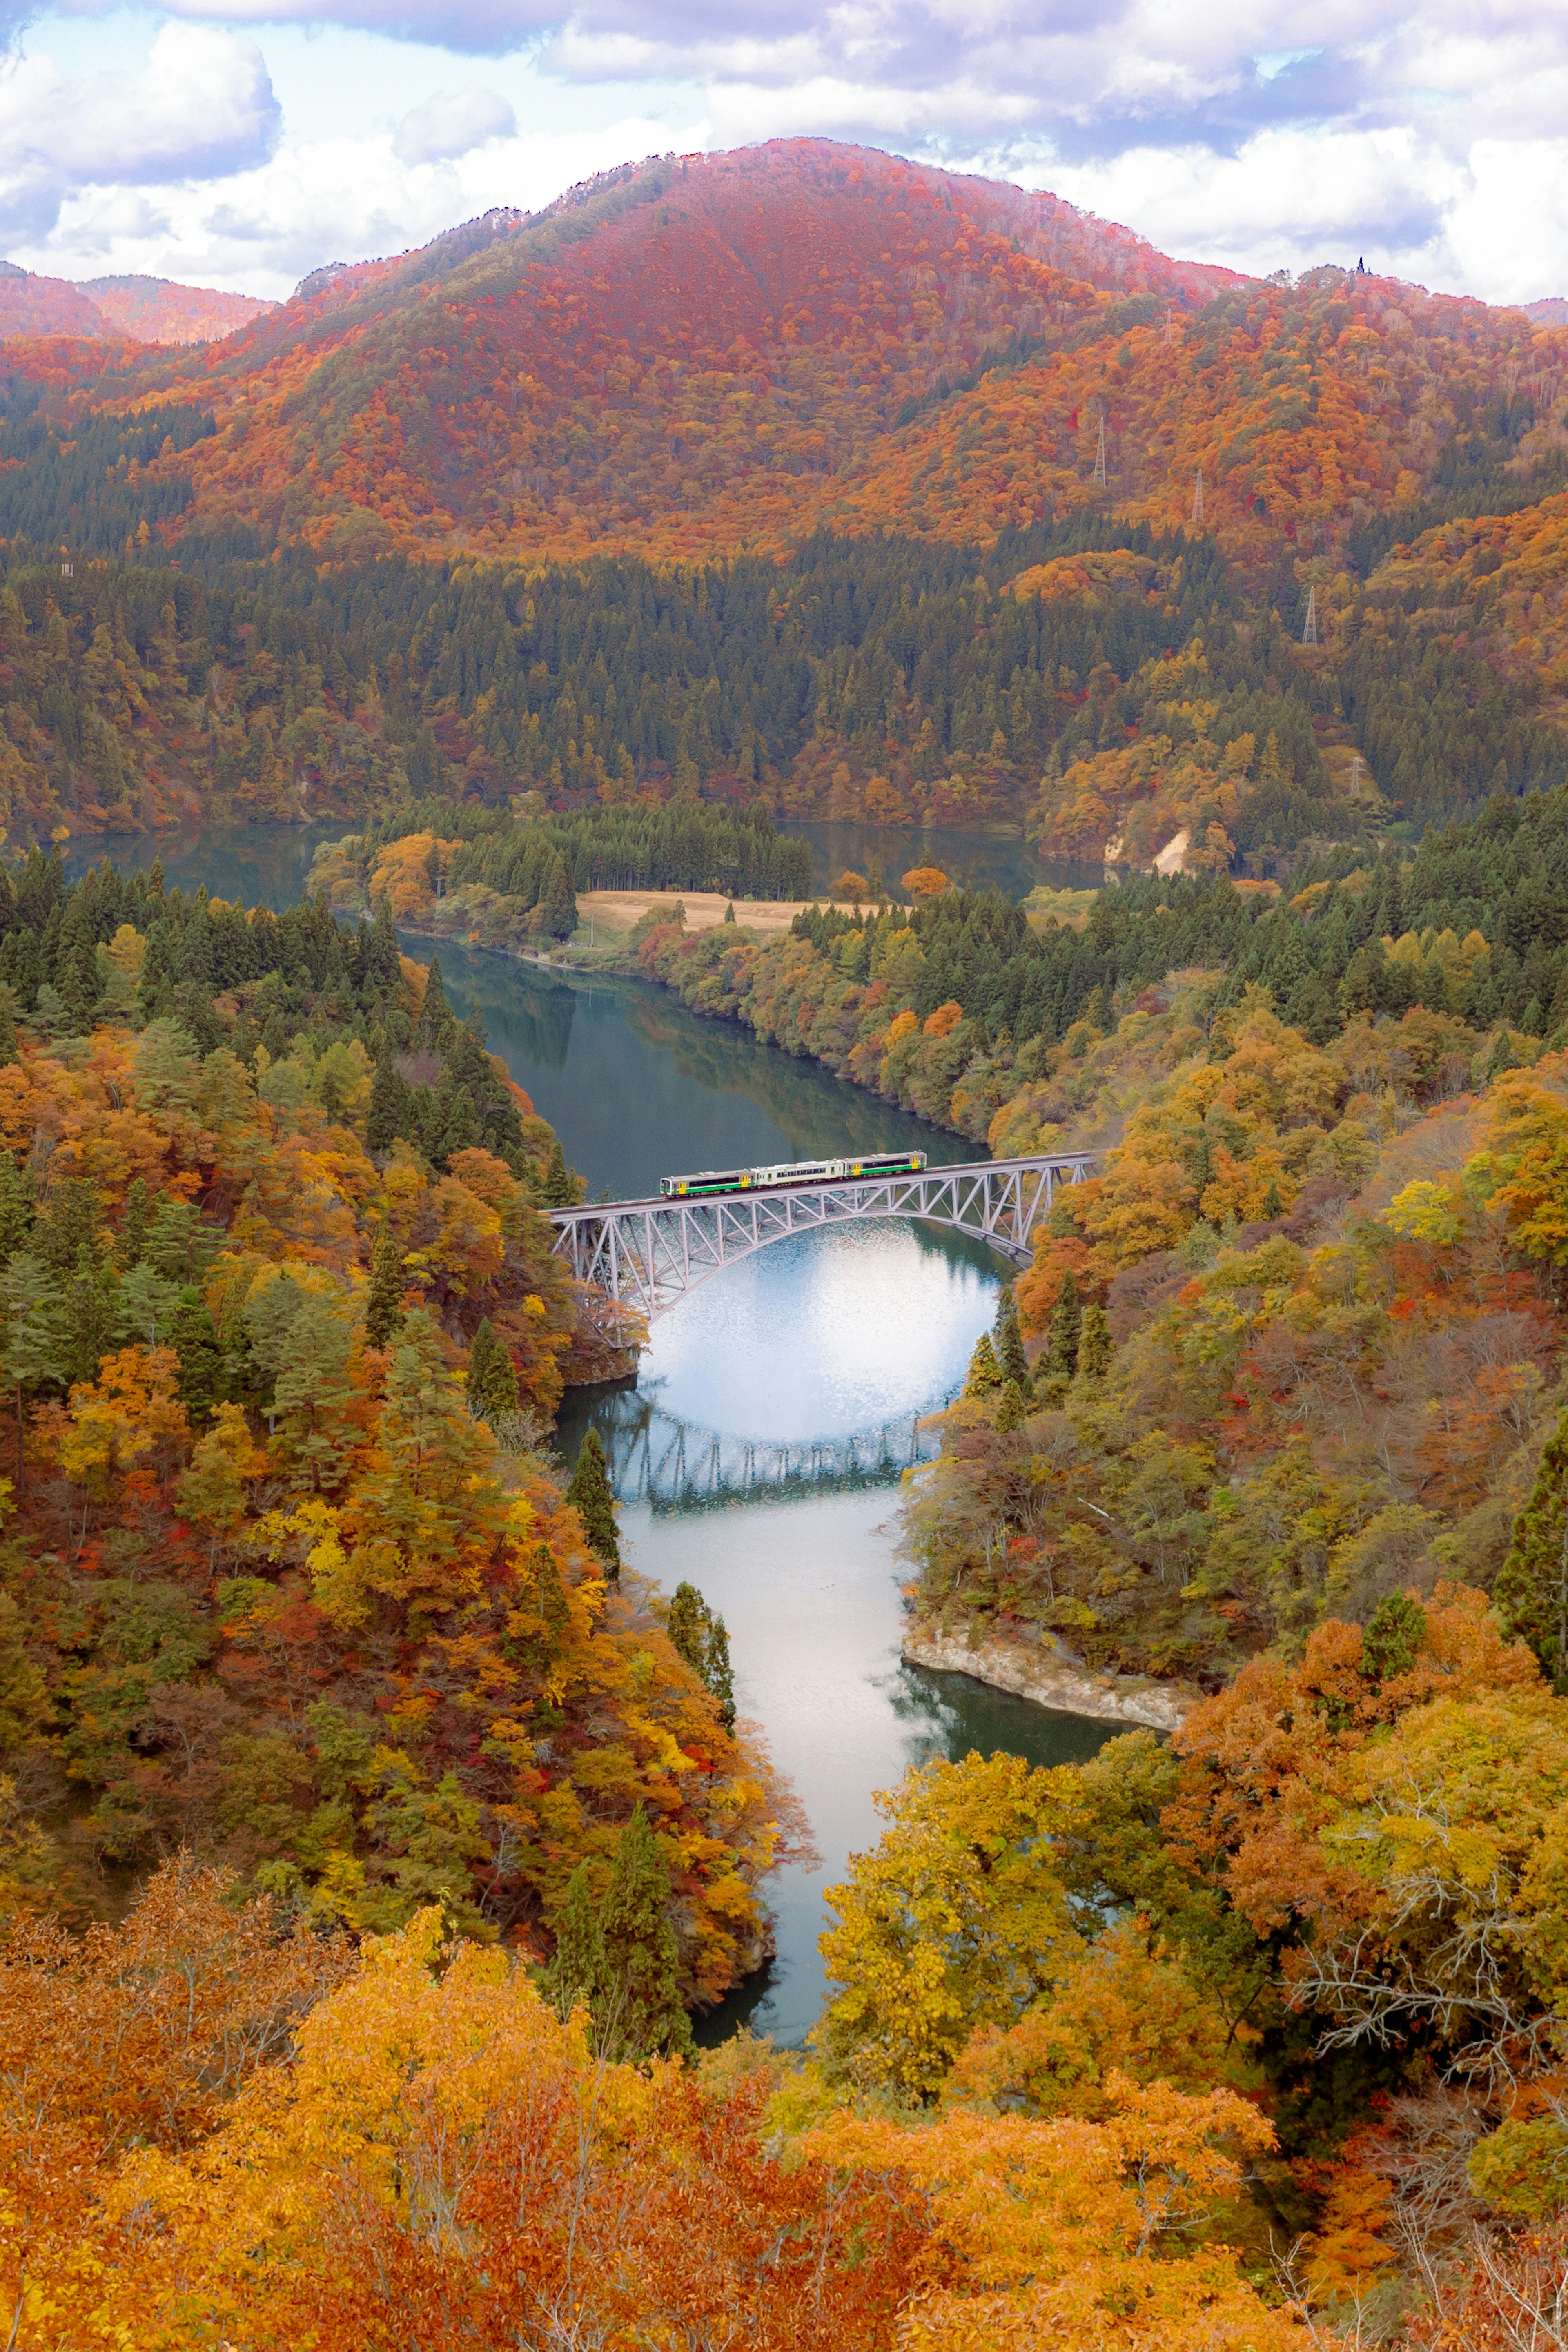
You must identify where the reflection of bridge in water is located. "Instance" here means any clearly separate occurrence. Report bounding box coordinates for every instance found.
[591,1386,944,1513]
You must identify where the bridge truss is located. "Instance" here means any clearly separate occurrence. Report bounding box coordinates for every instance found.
[548,1153,1091,1322]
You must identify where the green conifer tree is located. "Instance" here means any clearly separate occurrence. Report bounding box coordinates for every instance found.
[964,1330,1002,1397]
[1077,1303,1113,1383]
[441,1090,479,1161]
[542,1860,608,2024]
[1190,1131,1213,1199]
[467,1316,495,1403]
[272,1296,357,1491]
[367,1048,414,1155]
[597,1805,693,2062]
[705,1615,736,1732]
[1047,1271,1082,1382]
[995,1378,1028,1433]
[365,1226,405,1349]
[994,1285,1032,1397]
[0,1154,34,1265]
[116,1175,151,1270]
[421,956,455,1048]
[666,1581,735,1726]
[0,1586,48,1755]
[168,1284,224,1423]
[566,1426,621,1581]
[0,1252,62,1492]
[38,1177,100,1274]
[541,1137,579,1208]
[467,1317,519,1422]
[366,895,402,993]
[1361,1592,1427,1685]
[667,1580,711,1676]
[534,1541,570,1662]
[1497,1405,1568,1690]
[540,853,578,942]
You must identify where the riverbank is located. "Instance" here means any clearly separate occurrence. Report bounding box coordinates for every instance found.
[901,1624,1198,1733]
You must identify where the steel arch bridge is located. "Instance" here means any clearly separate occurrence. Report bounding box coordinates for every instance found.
[547,1153,1092,1322]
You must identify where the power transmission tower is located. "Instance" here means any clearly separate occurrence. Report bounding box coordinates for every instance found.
[1093,413,1107,487]
[1349,752,1364,795]
[1302,586,1318,646]
[1191,468,1203,526]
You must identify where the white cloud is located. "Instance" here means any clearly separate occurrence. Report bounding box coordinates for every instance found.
[0,22,279,243]
[393,86,517,163]
[999,127,1463,281]
[5,0,1568,304]
[10,105,701,297]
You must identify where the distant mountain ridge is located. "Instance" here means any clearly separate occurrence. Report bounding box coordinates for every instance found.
[0,140,1566,864]
[29,143,1252,567]
[0,137,1552,584]
[0,265,273,347]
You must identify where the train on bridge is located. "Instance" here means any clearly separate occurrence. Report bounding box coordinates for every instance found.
[660,1150,927,1199]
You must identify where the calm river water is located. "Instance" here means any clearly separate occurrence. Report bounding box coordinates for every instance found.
[72,823,1112,2045]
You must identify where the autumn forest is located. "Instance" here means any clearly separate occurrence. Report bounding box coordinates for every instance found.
[1,136,1568,2351]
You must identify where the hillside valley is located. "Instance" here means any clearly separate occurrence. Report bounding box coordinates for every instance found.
[4,139,1568,2352]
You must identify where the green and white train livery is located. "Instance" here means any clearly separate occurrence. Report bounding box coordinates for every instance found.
[659,1151,927,1198]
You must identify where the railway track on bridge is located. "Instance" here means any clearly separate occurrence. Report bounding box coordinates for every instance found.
[548,1153,1092,1321]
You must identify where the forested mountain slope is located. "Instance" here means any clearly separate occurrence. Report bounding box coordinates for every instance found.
[76,142,1243,569]
[2,138,1557,583]
[2,141,1568,851]
[0,851,788,1998]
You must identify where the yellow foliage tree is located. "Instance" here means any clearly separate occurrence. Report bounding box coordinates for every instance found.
[815,1750,1086,2101]
[806,2073,1310,2351]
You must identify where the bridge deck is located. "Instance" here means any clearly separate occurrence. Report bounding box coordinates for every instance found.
[548,1152,1092,1321]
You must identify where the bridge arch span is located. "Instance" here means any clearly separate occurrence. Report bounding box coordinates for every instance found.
[548,1155,1092,1323]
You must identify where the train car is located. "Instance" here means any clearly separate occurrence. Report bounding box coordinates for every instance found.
[660,1151,927,1198]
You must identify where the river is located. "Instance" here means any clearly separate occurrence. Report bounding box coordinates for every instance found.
[69,822,1114,2046]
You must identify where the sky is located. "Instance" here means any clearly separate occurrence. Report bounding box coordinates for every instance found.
[4,0,1568,307]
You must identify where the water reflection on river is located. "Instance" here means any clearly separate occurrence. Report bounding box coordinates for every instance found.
[559,1222,1111,2045]
[70,822,1114,2046]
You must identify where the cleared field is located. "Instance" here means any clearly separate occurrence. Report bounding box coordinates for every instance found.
[575,889,866,938]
